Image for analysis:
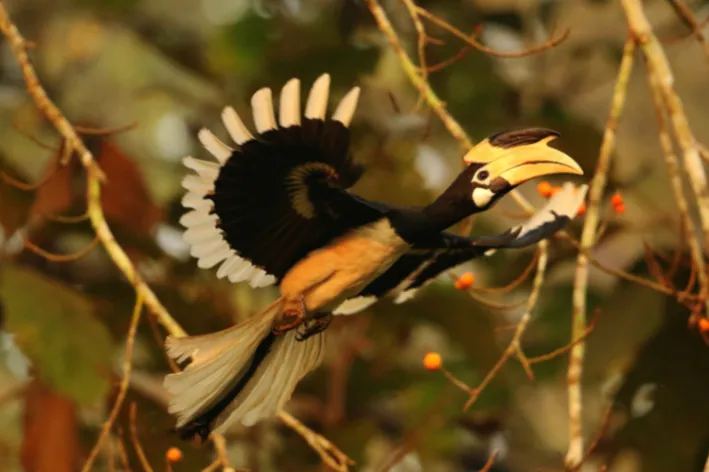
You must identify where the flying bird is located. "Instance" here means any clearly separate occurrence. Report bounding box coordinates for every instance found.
[164,74,587,440]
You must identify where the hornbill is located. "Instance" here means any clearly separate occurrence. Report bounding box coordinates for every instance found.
[164,74,587,440]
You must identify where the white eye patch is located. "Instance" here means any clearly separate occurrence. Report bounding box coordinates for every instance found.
[472,187,495,207]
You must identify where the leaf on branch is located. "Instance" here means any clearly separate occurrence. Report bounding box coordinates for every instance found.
[0,263,114,406]
[94,138,162,235]
[31,136,162,236]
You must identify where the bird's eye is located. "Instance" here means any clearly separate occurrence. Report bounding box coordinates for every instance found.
[477,170,489,181]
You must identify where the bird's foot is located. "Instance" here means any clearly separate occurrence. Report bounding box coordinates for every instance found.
[273,296,306,336]
[296,313,332,341]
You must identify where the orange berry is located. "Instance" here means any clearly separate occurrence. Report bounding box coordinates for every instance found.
[455,272,475,290]
[614,203,626,214]
[423,352,442,371]
[577,203,587,216]
[537,181,553,198]
[166,447,183,462]
[698,317,709,334]
[610,192,623,207]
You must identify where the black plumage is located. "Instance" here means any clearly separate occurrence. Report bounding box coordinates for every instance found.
[210,118,381,280]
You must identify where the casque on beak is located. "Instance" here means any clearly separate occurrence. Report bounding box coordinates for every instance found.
[464,128,584,187]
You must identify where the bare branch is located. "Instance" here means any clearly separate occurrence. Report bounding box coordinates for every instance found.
[566,36,635,469]
[129,403,154,472]
[622,0,709,248]
[463,242,548,410]
[645,60,709,314]
[82,294,144,472]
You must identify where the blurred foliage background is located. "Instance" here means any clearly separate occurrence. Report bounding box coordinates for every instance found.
[1,0,709,471]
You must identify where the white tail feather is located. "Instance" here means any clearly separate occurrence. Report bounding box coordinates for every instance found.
[164,298,326,433]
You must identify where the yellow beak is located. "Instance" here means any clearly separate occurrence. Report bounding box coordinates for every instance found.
[466,131,584,186]
[482,138,584,186]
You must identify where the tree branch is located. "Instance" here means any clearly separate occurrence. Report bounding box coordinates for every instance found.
[566,35,635,469]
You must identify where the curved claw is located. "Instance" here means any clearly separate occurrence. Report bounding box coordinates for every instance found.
[295,313,332,341]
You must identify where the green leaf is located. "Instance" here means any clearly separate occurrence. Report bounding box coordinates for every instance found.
[0,264,114,406]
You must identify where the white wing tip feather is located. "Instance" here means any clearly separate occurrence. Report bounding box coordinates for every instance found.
[331,86,360,127]
[183,73,356,290]
[304,73,331,120]
[279,78,301,128]
[222,106,253,144]
[251,87,278,133]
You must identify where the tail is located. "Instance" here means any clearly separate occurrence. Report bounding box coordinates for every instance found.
[163,298,326,440]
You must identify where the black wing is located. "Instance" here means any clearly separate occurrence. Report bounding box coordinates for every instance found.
[333,182,587,312]
[180,75,384,286]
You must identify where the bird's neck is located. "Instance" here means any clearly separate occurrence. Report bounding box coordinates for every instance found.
[392,190,475,244]
[422,192,475,233]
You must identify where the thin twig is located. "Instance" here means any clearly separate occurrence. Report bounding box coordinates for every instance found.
[527,311,600,367]
[0,7,105,179]
[279,411,354,472]
[474,248,540,294]
[479,451,500,472]
[129,403,154,472]
[646,60,709,314]
[365,0,535,215]
[463,241,548,410]
[209,433,232,471]
[426,46,471,73]
[116,431,133,472]
[400,0,429,111]
[415,6,570,59]
[566,36,635,469]
[42,210,90,223]
[365,0,473,150]
[562,233,699,305]
[200,460,221,472]
[579,405,614,466]
[662,15,709,44]
[665,0,709,66]
[22,234,100,262]
[75,122,138,136]
[82,294,144,472]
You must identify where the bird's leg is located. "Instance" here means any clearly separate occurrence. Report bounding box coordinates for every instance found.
[296,312,332,342]
[273,294,307,335]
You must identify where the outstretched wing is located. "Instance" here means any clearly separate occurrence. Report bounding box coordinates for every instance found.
[333,182,587,314]
[181,74,384,287]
